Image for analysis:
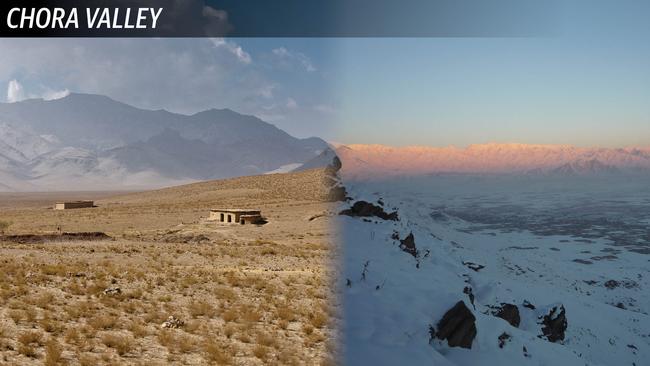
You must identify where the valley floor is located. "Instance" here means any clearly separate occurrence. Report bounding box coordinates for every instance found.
[0,169,340,365]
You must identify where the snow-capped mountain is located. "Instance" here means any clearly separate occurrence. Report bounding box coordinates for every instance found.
[336,143,650,179]
[0,93,330,191]
[0,122,59,163]
[549,159,620,176]
[293,147,340,172]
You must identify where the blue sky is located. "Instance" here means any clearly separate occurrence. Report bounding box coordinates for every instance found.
[335,1,650,147]
[336,37,650,147]
[1,2,648,147]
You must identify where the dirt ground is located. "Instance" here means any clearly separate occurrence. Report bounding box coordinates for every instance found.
[0,169,341,365]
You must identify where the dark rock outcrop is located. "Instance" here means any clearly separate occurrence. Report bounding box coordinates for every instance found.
[539,305,567,343]
[463,287,475,307]
[327,185,347,202]
[572,259,593,265]
[462,261,485,272]
[320,159,347,202]
[399,233,418,257]
[498,332,511,348]
[495,303,521,328]
[339,201,398,221]
[326,155,342,175]
[435,301,477,349]
[522,300,536,310]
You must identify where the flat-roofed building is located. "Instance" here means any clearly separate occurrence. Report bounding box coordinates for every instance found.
[209,209,264,225]
[54,201,94,210]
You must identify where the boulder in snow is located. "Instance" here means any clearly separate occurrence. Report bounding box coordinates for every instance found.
[495,303,521,328]
[539,305,567,343]
[498,332,511,348]
[399,233,418,257]
[435,301,477,349]
[339,201,398,221]
[462,261,485,272]
[522,300,536,310]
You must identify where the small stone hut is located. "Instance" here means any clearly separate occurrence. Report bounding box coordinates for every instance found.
[54,201,94,210]
[209,209,264,225]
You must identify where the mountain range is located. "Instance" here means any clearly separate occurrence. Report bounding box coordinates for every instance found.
[0,93,330,191]
[336,143,650,179]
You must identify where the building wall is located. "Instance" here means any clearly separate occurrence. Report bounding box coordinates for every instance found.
[210,210,261,224]
[54,201,93,210]
[241,215,263,224]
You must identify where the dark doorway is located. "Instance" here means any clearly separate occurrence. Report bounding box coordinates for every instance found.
[220,213,224,222]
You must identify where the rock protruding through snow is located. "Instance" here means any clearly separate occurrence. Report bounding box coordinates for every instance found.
[462,261,485,272]
[498,332,511,348]
[434,301,477,349]
[399,233,418,257]
[494,303,521,328]
[539,305,567,343]
[340,201,398,221]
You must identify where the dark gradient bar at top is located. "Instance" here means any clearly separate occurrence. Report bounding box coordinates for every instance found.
[0,0,558,37]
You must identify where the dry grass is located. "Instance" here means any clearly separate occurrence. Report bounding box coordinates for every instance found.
[101,332,134,356]
[204,339,234,364]
[44,340,63,366]
[0,169,340,365]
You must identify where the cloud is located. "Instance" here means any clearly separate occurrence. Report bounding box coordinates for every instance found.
[5,79,70,102]
[256,85,275,99]
[314,104,336,114]
[201,6,232,36]
[271,47,316,72]
[286,97,298,109]
[7,79,25,103]
[0,39,263,114]
[210,38,252,64]
[202,6,228,22]
[42,88,70,101]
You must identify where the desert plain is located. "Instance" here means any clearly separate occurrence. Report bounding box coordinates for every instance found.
[0,168,340,365]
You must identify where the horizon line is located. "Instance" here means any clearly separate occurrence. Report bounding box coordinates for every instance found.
[335,141,650,150]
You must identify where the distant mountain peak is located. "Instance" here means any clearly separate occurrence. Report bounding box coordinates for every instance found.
[551,158,619,176]
[0,93,330,191]
[58,92,118,103]
[336,143,650,179]
[191,107,237,116]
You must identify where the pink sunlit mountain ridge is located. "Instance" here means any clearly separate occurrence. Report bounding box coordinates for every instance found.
[335,142,650,179]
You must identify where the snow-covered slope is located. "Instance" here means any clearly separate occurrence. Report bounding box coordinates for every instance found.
[0,122,59,163]
[340,176,650,365]
[337,143,650,179]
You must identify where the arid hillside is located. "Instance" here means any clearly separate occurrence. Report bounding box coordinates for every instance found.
[0,168,341,365]
[2,168,337,235]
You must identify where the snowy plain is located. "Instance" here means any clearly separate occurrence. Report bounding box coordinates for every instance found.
[340,174,650,366]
